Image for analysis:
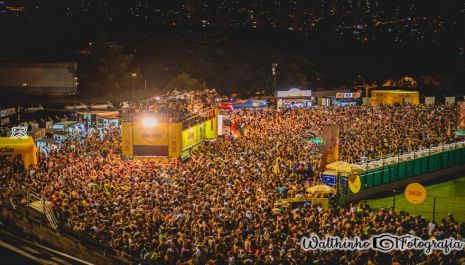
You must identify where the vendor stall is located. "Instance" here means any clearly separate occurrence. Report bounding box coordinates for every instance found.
[52,121,85,136]
[371,90,420,105]
[77,111,120,129]
[276,88,313,109]
[324,161,364,205]
[333,92,362,106]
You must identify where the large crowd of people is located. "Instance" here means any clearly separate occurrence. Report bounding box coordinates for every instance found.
[328,105,456,162]
[0,103,464,265]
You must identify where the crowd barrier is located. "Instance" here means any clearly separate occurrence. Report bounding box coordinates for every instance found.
[357,142,465,189]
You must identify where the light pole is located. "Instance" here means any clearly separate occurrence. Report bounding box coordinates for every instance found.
[357,75,369,104]
[272,63,278,94]
[144,79,147,97]
[432,196,436,222]
[73,73,78,120]
[131,73,137,101]
[392,189,396,211]
[73,73,77,116]
[364,183,368,204]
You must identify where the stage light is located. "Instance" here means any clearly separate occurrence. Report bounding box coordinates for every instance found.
[141,117,157,128]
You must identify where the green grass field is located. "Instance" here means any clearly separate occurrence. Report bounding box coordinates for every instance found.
[367,176,465,223]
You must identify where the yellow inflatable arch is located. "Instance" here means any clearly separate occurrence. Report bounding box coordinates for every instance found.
[0,137,37,169]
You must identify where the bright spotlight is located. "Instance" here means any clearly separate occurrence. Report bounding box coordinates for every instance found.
[142,117,157,128]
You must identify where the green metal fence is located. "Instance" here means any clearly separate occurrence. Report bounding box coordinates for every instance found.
[368,194,465,223]
[360,145,465,189]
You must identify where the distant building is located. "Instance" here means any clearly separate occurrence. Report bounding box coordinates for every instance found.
[371,90,420,105]
[0,62,77,96]
[276,87,313,108]
[312,88,351,98]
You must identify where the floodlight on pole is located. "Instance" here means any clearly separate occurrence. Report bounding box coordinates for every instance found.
[131,73,137,100]
[272,63,278,93]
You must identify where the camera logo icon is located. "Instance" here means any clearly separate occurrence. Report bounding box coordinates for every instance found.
[10,126,28,139]
[371,233,398,252]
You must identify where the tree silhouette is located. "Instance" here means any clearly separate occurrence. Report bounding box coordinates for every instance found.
[79,36,135,97]
[165,72,208,91]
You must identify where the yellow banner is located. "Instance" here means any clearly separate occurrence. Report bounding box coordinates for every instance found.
[204,109,218,139]
[204,117,218,139]
[182,124,202,150]
[371,90,420,105]
[168,123,182,157]
[349,175,361,193]
[322,125,340,166]
[133,122,169,146]
[121,122,133,156]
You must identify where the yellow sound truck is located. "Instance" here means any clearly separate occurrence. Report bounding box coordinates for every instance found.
[121,108,218,159]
